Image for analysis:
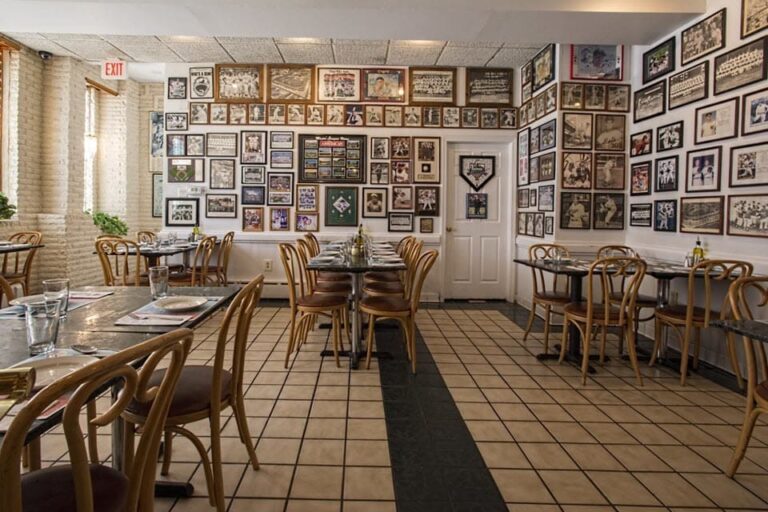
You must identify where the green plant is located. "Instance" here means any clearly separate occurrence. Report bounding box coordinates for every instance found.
[91,211,129,236]
[0,193,17,220]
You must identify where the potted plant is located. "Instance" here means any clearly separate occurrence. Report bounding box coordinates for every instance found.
[91,211,129,236]
[0,193,17,220]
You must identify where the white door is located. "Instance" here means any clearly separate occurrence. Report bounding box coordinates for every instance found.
[444,143,511,299]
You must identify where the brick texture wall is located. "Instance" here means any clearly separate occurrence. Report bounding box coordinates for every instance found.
[137,83,163,233]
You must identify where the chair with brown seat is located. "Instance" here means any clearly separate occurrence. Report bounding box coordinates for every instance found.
[523,243,571,354]
[209,231,234,285]
[361,249,439,373]
[303,234,351,284]
[95,237,147,286]
[169,235,217,286]
[1,231,42,296]
[725,276,768,477]
[559,256,647,385]
[136,231,157,244]
[123,276,264,512]
[362,241,421,298]
[364,237,421,286]
[0,328,191,512]
[651,259,753,386]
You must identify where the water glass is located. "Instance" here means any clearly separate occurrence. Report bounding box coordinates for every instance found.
[149,266,169,299]
[43,278,70,316]
[25,300,61,355]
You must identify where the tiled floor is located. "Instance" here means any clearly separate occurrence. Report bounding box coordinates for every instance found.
[32,303,768,511]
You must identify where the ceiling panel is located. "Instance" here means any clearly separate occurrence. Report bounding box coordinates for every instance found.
[275,37,331,44]
[55,39,132,61]
[333,44,387,65]
[162,41,232,62]
[437,46,497,66]
[277,43,334,64]
[333,38,388,46]
[218,40,283,63]
[486,47,539,67]
[446,40,504,48]
[2,32,79,58]
[386,44,443,66]
[102,35,182,62]
[40,33,102,41]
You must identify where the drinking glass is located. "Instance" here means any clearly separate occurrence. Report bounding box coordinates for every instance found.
[43,278,70,316]
[149,266,169,299]
[25,300,61,355]
[554,248,563,265]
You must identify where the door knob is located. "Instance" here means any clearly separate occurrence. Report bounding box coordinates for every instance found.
[446,227,453,232]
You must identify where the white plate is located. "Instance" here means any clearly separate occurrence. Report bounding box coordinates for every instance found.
[12,354,99,391]
[153,296,208,312]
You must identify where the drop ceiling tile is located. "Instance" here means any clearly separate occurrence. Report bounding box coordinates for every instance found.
[101,35,160,45]
[275,37,331,45]
[446,40,504,48]
[216,36,274,45]
[55,39,132,61]
[333,38,388,46]
[386,44,443,66]
[437,46,497,66]
[163,41,232,62]
[333,45,387,65]
[218,40,283,63]
[157,35,218,44]
[486,47,539,67]
[40,33,102,41]
[277,43,334,64]
[1,32,45,40]
[8,37,78,58]
[112,43,182,63]
[504,42,544,49]
[390,40,445,47]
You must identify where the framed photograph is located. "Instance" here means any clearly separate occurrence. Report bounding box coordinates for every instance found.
[362,188,387,218]
[562,113,593,150]
[240,131,266,164]
[268,104,286,124]
[730,142,768,187]
[538,185,554,212]
[287,104,306,125]
[728,194,768,238]
[539,120,556,152]
[532,44,556,92]
[388,213,414,233]
[325,186,358,226]
[594,114,626,152]
[365,105,384,127]
[630,203,653,227]
[682,9,726,65]
[414,137,440,184]
[345,105,364,126]
[630,162,652,196]
[654,200,678,232]
[634,81,666,123]
[461,107,480,128]
[215,64,263,102]
[480,108,499,129]
[206,133,237,157]
[229,103,247,124]
[165,112,187,131]
[167,77,187,99]
[561,152,592,189]
[529,127,541,155]
[630,130,653,157]
[518,129,529,186]
[267,64,314,103]
[420,217,434,234]
[465,68,513,106]
[205,194,237,219]
[189,102,209,125]
[443,106,461,128]
[714,38,767,95]
[561,82,584,110]
[210,103,228,124]
[391,136,411,160]
[545,84,558,113]
[570,45,623,80]
[594,154,626,190]
[415,186,439,216]
[423,107,442,128]
[385,106,403,127]
[209,159,235,189]
[298,134,366,184]
[186,134,205,157]
[189,67,213,99]
[499,108,517,129]
[593,193,625,230]
[248,104,266,124]
[517,212,527,235]
[539,153,555,182]
[296,184,319,213]
[241,186,265,205]
[267,172,294,206]
[695,98,738,144]
[560,192,591,229]
[460,155,496,191]
[669,62,709,110]
[409,67,456,105]
[391,186,413,210]
[655,156,679,192]
[295,212,319,232]
[643,37,676,83]
[657,121,684,152]
[270,131,294,150]
[545,216,554,235]
[370,162,390,185]
[518,188,530,209]
[466,193,488,219]
[530,184,539,207]
[371,137,390,160]
[326,104,345,125]
[269,207,291,231]
[362,68,406,103]
[149,112,164,172]
[242,166,265,185]
[166,198,199,227]
[743,0,768,38]
[403,106,422,127]
[533,212,545,238]
[151,173,163,218]
[242,207,264,232]
[686,147,721,193]
[166,134,185,156]
[168,158,204,183]
[317,67,360,102]
[742,87,768,135]
[306,104,325,125]
[680,196,724,234]
[606,84,631,112]
[584,84,606,110]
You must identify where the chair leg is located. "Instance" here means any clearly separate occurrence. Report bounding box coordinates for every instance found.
[726,332,745,390]
[171,426,216,507]
[122,420,135,475]
[284,311,297,368]
[579,324,590,386]
[160,430,174,475]
[693,327,702,370]
[679,324,693,386]
[332,310,341,368]
[341,307,350,351]
[542,305,552,354]
[523,303,537,342]
[408,317,417,374]
[558,318,569,364]
[649,319,663,367]
[599,325,607,364]
[210,414,226,512]
[365,314,376,370]
[86,401,99,463]
[233,395,260,470]
[625,325,644,386]
[727,408,763,477]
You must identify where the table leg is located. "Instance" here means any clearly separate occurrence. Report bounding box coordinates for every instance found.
[350,273,361,369]
[655,277,672,362]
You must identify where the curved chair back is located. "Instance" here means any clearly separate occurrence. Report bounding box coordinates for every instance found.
[407,250,439,313]
[591,257,647,327]
[2,231,43,290]
[687,259,753,327]
[729,276,768,384]
[528,244,570,297]
[0,329,192,512]
[597,245,638,297]
[395,236,415,255]
[95,238,143,286]
[136,231,157,244]
[279,243,309,310]
[304,233,321,256]
[189,236,217,286]
[296,239,319,293]
[217,232,235,285]
[0,275,15,306]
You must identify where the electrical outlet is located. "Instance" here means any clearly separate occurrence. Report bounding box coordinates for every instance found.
[264,259,272,272]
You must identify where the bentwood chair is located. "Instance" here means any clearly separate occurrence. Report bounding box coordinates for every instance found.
[136,231,157,244]
[95,237,146,286]
[169,235,217,286]
[725,276,768,477]
[0,329,191,512]
[523,244,571,354]
[209,231,235,285]
[1,231,42,295]
[652,259,753,386]
[124,276,264,512]
[362,250,439,373]
[362,239,422,298]
[0,275,15,306]
[364,237,421,287]
[303,234,351,284]
[559,256,647,385]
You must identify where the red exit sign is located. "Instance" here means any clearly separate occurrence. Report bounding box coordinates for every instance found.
[101,59,126,80]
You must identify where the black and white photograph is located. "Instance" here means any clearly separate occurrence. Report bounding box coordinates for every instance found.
[518,188,529,209]
[654,199,678,232]
[606,84,631,112]
[215,64,263,102]
[391,186,413,210]
[655,156,679,192]
[391,136,411,160]
[420,218,434,234]
[345,104,364,126]
[634,81,666,123]
[414,137,440,184]
[443,107,461,128]
[189,102,209,124]
[185,134,204,157]
[562,113,593,150]
[631,162,652,195]
[630,130,653,157]
[594,153,626,190]
[270,150,293,169]
[499,108,517,129]
[743,0,768,38]
[287,104,305,125]
[271,131,294,149]
[529,127,540,155]
[680,196,724,234]
[205,194,237,218]
[166,134,185,157]
[630,203,653,227]
[365,105,384,126]
[423,107,442,127]
[249,104,266,124]
[681,9,726,65]
[594,114,626,152]
[229,103,247,124]
[669,62,709,110]
[209,159,235,189]
[326,104,345,125]
[415,186,439,216]
[570,45,623,81]
[560,192,591,229]
[165,197,199,227]
[384,106,403,127]
[240,131,267,164]
[727,194,768,238]
[149,111,164,172]
[686,147,721,193]
[189,67,213,99]
[657,121,684,152]
[268,64,314,103]
[403,106,422,127]
[561,152,592,189]
[466,193,488,219]
[167,77,187,99]
[561,82,584,110]
[242,166,265,185]
[695,98,738,144]
[210,103,228,124]
[459,155,496,191]
[409,67,456,105]
[362,188,387,218]
[518,129,529,186]
[296,184,318,212]
[593,193,625,230]
[539,153,555,182]
[533,212,545,238]
[268,104,286,124]
[362,68,406,103]
[306,104,325,125]
[539,120,556,151]
[388,213,414,233]
[643,37,676,83]
[532,44,556,92]
[714,37,767,95]
[241,186,265,205]
[480,108,499,129]
[392,161,411,185]
[152,173,163,218]
[742,87,768,135]
[584,84,606,110]
[267,173,294,206]
[730,142,768,187]
[165,112,187,131]
[168,158,203,183]
[371,137,390,160]
[465,68,513,106]
[538,184,554,212]
[461,107,479,128]
[206,133,237,157]
[370,162,389,184]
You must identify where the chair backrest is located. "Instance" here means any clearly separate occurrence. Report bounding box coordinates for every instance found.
[295,239,318,293]
[95,238,143,286]
[406,250,439,313]
[304,233,321,256]
[528,243,570,296]
[217,232,235,285]
[0,275,15,306]
[279,243,309,309]
[395,236,415,255]
[189,236,217,286]
[587,256,647,327]
[0,329,192,512]
[136,231,157,244]
[687,259,753,326]
[2,231,43,277]
[596,245,637,258]
[728,276,768,389]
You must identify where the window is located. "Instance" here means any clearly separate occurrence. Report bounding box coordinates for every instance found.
[83,85,98,213]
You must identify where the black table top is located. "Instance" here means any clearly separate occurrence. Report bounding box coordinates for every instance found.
[514,258,704,279]
[0,244,44,255]
[307,244,407,273]
[711,319,768,344]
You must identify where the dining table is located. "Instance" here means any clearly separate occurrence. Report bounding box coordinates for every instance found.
[94,239,221,268]
[306,240,407,369]
[0,243,45,256]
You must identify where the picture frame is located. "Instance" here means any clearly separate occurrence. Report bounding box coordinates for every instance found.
[296,184,319,213]
[594,153,626,190]
[298,134,366,184]
[415,186,439,216]
[423,107,442,128]
[362,68,406,103]
[742,87,768,135]
[371,137,390,160]
[694,98,739,145]
[409,67,456,105]
[533,212,545,238]
[465,67,514,106]
[267,64,314,104]
[480,108,499,129]
[267,172,294,206]
[655,156,679,192]
[517,212,527,235]
[538,185,554,212]
[270,131,294,150]
[229,103,247,124]
[461,107,480,128]
[562,113,593,150]
[391,186,413,211]
[728,194,768,238]
[388,213,414,233]
[168,158,204,183]
[241,186,265,206]
[384,106,403,127]
[148,111,164,173]
[532,44,556,92]
[545,216,554,235]
[240,131,267,164]
[370,162,390,185]
[634,81,667,123]
[669,62,709,110]
[643,37,676,83]
[499,108,517,129]
[306,104,325,125]
[459,155,496,191]
[630,203,653,227]
[189,102,209,125]
[657,121,684,152]
[570,45,624,81]
[539,153,556,182]
[419,217,434,234]
[151,173,163,218]
[413,137,441,184]
[560,192,591,230]
[269,207,291,231]
[317,67,361,102]
[466,193,488,219]
[189,67,214,99]
[403,106,422,127]
[248,104,266,124]
[325,186,358,226]
[714,37,767,95]
[545,84,558,114]
[561,152,593,189]
[606,84,631,112]
[743,0,768,39]
[167,77,187,99]
[681,9,726,65]
[730,142,768,188]
[206,133,237,157]
[215,64,264,102]
[561,82,584,110]
[686,147,722,193]
[630,130,653,157]
[268,104,286,124]
[205,194,237,219]
[654,199,678,232]
[391,136,411,160]
[166,197,199,227]
[185,134,205,157]
[365,105,384,127]
[326,105,345,126]
[242,166,265,185]
[680,196,724,234]
[242,207,264,232]
[518,188,530,209]
[287,104,306,125]
[443,106,461,128]
[165,112,187,131]
[295,212,319,232]
[517,129,529,186]
[630,162,652,196]
[593,193,625,230]
[345,105,364,126]
[538,120,556,152]
[594,114,626,152]
[166,134,185,156]
[584,84,606,110]
[529,127,541,155]
[210,103,228,124]
[209,159,236,189]
[362,187,388,218]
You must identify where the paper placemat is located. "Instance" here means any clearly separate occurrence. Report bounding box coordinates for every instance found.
[114,297,222,326]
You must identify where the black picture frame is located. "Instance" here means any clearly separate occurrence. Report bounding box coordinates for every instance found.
[459,155,496,191]
[685,147,722,193]
[167,77,187,99]
[694,98,739,145]
[681,8,727,66]
[634,81,667,123]
[388,212,414,233]
[714,37,768,95]
[466,193,488,219]
[630,162,652,196]
[668,61,709,110]
[560,192,592,230]
[630,130,653,158]
[643,37,676,84]
[729,142,768,188]
[743,0,768,39]
[532,44,556,92]
[680,196,724,235]
[630,203,653,227]
[165,197,199,227]
[241,186,266,206]
[298,134,367,184]
[654,156,679,193]
[727,193,768,238]
[205,193,237,219]
[656,121,684,152]
[653,200,678,232]
[593,193,625,230]
[742,87,768,136]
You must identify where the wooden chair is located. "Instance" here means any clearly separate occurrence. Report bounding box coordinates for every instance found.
[169,235,217,286]
[1,231,42,296]
[0,275,15,306]
[0,368,34,422]
[303,234,350,284]
[136,231,157,244]
[0,329,192,512]
[95,237,146,286]
[280,243,348,368]
[124,276,264,512]
[652,259,753,386]
[362,239,422,298]
[362,250,439,373]
[725,276,768,477]
[364,238,422,286]
[211,231,235,285]
[559,256,647,385]
[523,244,571,354]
